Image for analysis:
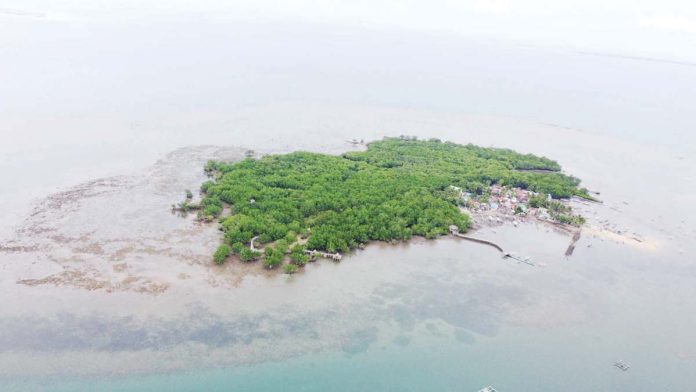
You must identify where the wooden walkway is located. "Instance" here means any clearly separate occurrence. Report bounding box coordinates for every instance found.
[452,233,505,253]
[305,249,342,261]
[250,236,259,251]
[449,225,534,266]
[449,225,505,252]
[565,231,581,256]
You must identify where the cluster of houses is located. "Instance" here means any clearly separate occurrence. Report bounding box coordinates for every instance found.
[450,184,555,225]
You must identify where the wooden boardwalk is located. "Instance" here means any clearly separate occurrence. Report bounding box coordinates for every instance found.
[565,231,581,256]
[250,236,259,251]
[449,225,504,252]
[305,249,342,261]
[449,225,534,266]
[453,233,505,253]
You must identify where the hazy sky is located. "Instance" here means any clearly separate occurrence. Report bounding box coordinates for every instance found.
[2,0,696,234]
[2,0,696,61]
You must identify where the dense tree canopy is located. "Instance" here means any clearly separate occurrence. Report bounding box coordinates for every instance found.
[200,137,588,261]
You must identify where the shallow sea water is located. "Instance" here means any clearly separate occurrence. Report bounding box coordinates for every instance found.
[2,18,696,392]
[4,223,695,391]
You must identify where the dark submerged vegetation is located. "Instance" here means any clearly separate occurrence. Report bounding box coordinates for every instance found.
[198,137,589,267]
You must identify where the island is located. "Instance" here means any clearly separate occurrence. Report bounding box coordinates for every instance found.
[185,137,591,273]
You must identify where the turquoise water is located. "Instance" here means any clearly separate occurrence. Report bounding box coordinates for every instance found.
[0,338,621,392]
[9,322,694,392]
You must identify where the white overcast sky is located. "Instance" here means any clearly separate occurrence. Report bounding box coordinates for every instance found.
[2,0,696,60]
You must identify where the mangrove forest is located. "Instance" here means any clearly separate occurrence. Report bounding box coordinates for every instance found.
[197,137,590,268]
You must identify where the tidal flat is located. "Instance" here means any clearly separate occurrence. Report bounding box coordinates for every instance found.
[1,106,696,391]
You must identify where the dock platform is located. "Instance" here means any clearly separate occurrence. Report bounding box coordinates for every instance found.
[614,360,630,371]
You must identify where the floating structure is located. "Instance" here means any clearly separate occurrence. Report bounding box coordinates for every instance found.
[614,360,630,371]
[304,249,342,261]
[503,252,535,266]
[477,386,498,392]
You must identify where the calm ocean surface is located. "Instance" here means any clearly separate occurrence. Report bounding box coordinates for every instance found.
[1,17,696,392]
